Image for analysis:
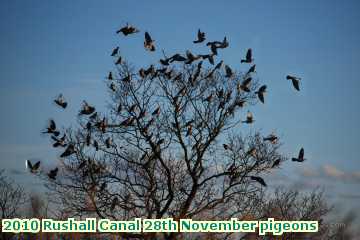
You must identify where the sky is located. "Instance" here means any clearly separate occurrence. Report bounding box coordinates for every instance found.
[0,0,359,215]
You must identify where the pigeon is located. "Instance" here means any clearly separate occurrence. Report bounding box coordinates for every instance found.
[26,160,40,173]
[144,32,155,51]
[250,176,267,187]
[255,85,267,103]
[242,111,254,124]
[286,75,301,91]
[79,101,95,115]
[116,24,139,36]
[43,119,60,136]
[193,29,206,43]
[292,148,305,162]
[241,49,253,63]
[48,167,58,180]
[54,94,67,109]
[111,47,119,56]
[60,144,75,158]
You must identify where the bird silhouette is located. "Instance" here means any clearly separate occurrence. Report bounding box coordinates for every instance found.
[200,54,215,65]
[240,77,252,92]
[43,119,60,136]
[152,106,161,116]
[26,160,40,173]
[242,111,254,124]
[292,148,305,162]
[54,94,67,109]
[241,49,253,63]
[263,133,278,144]
[225,65,233,78]
[272,158,281,168]
[255,85,267,103]
[111,47,119,56]
[115,56,122,65]
[48,167,58,180]
[60,144,75,158]
[51,134,66,148]
[144,32,155,51]
[250,176,267,187]
[185,50,200,64]
[286,75,301,91]
[116,24,139,36]
[107,72,113,80]
[193,29,206,43]
[79,101,95,115]
[247,65,256,75]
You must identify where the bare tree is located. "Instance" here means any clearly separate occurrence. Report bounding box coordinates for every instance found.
[36,26,347,239]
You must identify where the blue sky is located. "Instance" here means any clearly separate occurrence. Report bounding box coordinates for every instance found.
[0,0,360,211]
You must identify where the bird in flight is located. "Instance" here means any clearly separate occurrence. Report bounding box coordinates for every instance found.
[111,47,119,57]
[26,160,40,173]
[250,176,267,187]
[263,133,278,144]
[242,111,254,124]
[255,85,267,103]
[286,75,301,91]
[79,101,95,115]
[144,32,155,51]
[193,29,206,43]
[292,148,306,162]
[54,94,67,109]
[116,23,139,36]
[239,77,252,92]
[247,65,256,75]
[48,167,58,180]
[241,49,253,63]
[43,119,60,137]
[60,144,75,158]
[272,158,281,168]
[51,134,67,148]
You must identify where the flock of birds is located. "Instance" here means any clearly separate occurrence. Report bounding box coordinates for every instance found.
[26,23,306,189]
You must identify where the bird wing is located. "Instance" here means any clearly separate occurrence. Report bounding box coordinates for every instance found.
[49,120,56,130]
[145,32,152,42]
[246,49,252,60]
[299,148,304,159]
[292,79,300,91]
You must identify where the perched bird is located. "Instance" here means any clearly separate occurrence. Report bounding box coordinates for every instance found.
[286,75,301,91]
[250,176,267,187]
[193,29,206,43]
[116,24,139,36]
[242,111,254,124]
[218,37,229,49]
[241,49,253,63]
[144,32,155,51]
[225,65,233,78]
[79,101,95,115]
[105,137,112,148]
[152,106,161,116]
[255,85,267,103]
[48,167,58,180]
[223,144,229,150]
[263,133,278,144]
[51,134,66,148]
[111,47,119,56]
[54,94,67,109]
[43,119,60,136]
[115,56,122,65]
[60,144,75,158]
[292,148,305,162]
[111,197,119,211]
[26,160,40,173]
[272,158,281,168]
[107,72,113,80]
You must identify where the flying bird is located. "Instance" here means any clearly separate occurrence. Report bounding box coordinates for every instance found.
[116,24,139,36]
[247,65,256,75]
[79,101,95,115]
[193,29,206,43]
[111,47,119,56]
[241,49,253,63]
[250,176,267,187]
[115,56,122,65]
[60,144,75,158]
[255,85,267,103]
[51,134,66,148]
[54,94,67,109]
[239,77,252,92]
[43,119,60,137]
[48,167,58,180]
[144,32,155,51]
[286,75,301,91]
[292,148,305,162]
[26,160,40,173]
[242,111,254,124]
[263,133,278,144]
